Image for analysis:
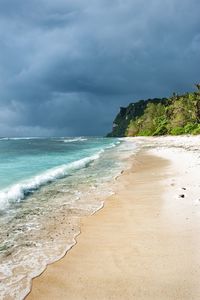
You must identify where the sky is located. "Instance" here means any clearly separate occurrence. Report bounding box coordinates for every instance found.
[0,0,200,136]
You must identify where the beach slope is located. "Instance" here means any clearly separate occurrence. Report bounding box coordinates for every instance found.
[27,138,200,300]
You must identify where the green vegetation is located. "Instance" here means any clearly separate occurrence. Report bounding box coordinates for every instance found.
[107,85,200,137]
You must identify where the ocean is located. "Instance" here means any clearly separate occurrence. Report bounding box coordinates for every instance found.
[0,137,136,299]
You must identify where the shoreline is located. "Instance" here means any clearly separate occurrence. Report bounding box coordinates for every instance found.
[1,138,132,300]
[28,136,200,299]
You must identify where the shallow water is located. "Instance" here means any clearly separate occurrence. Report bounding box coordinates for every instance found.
[0,137,137,299]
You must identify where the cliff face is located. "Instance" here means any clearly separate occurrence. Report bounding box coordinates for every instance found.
[107,98,167,137]
[107,88,200,137]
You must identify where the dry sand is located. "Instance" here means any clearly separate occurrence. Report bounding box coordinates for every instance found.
[27,142,200,300]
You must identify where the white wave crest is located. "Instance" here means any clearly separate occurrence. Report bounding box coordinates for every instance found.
[0,137,40,141]
[0,151,102,210]
[63,137,88,143]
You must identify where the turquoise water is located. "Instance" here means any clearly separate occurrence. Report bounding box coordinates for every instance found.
[0,137,118,209]
[0,137,136,299]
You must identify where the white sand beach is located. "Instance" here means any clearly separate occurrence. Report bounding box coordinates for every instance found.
[27,136,200,300]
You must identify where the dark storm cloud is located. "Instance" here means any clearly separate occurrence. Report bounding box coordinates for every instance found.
[0,0,200,136]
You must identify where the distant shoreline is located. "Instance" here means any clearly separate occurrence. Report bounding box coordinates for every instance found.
[108,87,200,137]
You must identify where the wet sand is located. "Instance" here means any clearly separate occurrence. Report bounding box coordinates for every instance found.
[27,148,200,300]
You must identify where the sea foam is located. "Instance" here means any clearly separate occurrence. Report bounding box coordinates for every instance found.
[0,151,102,210]
[63,137,88,143]
[0,137,41,141]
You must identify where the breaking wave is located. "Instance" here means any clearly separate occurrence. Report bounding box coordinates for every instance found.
[0,137,41,141]
[63,137,88,143]
[0,151,102,210]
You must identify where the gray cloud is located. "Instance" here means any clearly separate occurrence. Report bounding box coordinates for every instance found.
[0,0,200,136]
